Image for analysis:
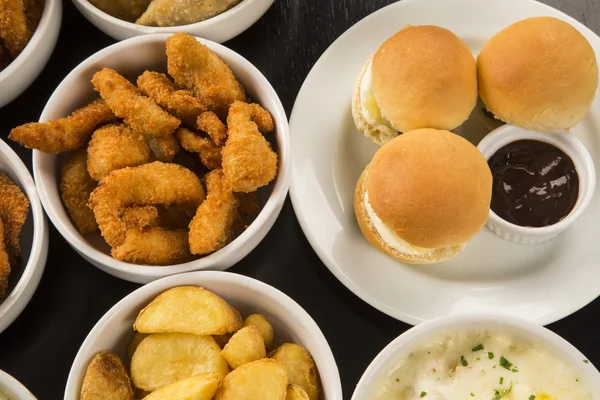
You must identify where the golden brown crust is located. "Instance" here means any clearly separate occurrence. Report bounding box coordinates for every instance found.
[60,149,98,234]
[366,129,491,249]
[0,220,10,300]
[80,351,134,400]
[371,25,477,132]
[478,17,598,131]
[0,172,30,262]
[0,0,31,57]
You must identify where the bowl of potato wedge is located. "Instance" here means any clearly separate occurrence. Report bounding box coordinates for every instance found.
[64,271,343,400]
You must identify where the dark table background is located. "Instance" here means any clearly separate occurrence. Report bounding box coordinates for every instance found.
[1,0,599,398]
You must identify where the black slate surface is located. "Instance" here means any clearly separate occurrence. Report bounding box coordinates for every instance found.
[0,0,599,399]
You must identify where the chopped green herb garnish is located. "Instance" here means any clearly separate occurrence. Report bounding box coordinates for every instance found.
[420,391,427,398]
[476,357,480,361]
[499,377,504,384]
[471,393,475,397]
[395,378,399,382]
[584,360,590,364]
[472,344,484,352]
[511,368,518,373]
[500,356,513,370]
[460,355,468,366]
[488,352,494,359]
[492,385,512,400]
[529,396,535,400]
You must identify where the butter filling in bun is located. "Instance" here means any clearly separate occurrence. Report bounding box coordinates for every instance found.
[354,129,492,264]
[352,25,478,146]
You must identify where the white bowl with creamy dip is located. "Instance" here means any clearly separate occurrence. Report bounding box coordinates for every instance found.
[352,314,600,400]
[0,370,36,400]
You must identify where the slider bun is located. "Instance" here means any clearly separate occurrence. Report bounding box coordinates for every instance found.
[365,129,492,249]
[371,25,478,133]
[354,170,464,264]
[352,59,399,146]
[478,17,598,131]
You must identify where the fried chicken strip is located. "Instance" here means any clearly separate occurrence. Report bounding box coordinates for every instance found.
[0,0,31,57]
[197,111,227,146]
[9,99,118,154]
[0,172,30,264]
[146,133,180,162]
[89,162,205,248]
[136,0,241,27]
[112,227,193,265]
[87,124,152,181]
[222,101,277,193]
[121,205,159,229]
[189,169,242,255]
[92,68,181,137]
[137,71,206,127]
[166,33,247,119]
[60,149,98,234]
[176,127,221,170]
[0,220,10,301]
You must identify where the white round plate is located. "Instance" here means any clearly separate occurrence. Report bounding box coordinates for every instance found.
[289,0,600,326]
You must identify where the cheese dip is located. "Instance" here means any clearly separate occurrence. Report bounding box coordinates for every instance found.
[373,331,590,400]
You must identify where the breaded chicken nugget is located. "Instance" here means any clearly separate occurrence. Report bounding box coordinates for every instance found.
[0,172,30,263]
[88,0,152,22]
[60,149,99,235]
[92,68,181,137]
[222,101,277,193]
[137,71,206,127]
[176,127,221,170]
[197,111,227,146]
[121,205,160,229]
[146,134,180,162]
[0,220,10,301]
[189,169,242,255]
[0,0,31,57]
[166,33,247,119]
[89,162,205,248]
[112,227,193,265]
[87,124,152,181]
[9,99,118,154]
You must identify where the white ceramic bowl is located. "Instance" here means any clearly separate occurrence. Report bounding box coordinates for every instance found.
[352,313,600,399]
[478,124,596,244]
[64,271,343,400]
[32,34,290,284]
[0,0,61,109]
[0,139,48,335]
[72,0,274,42]
[0,370,37,400]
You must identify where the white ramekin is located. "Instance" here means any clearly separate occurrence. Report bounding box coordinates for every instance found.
[0,370,37,400]
[64,271,343,400]
[352,313,600,400]
[477,124,596,244]
[32,34,290,284]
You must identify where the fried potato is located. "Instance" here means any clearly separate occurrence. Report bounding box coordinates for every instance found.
[270,344,320,400]
[243,314,275,351]
[221,326,266,369]
[134,286,242,335]
[130,333,229,392]
[81,350,134,400]
[128,332,149,361]
[286,384,309,400]
[213,333,232,349]
[214,359,288,400]
[141,372,222,400]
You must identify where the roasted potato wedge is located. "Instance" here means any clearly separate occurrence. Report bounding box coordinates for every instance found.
[215,359,288,400]
[221,326,266,369]
[129,332,149,360]
[213,333,232,348]
[81,350,134,400]
[243,314,275,351]
[141,372,223,400]
[286,384,309,400]
[134,286,242,335]
[271,344,320,400]
[131,333,229,391]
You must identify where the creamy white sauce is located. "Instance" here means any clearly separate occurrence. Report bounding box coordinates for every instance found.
[360,61,397,134]
[373,331,591,400]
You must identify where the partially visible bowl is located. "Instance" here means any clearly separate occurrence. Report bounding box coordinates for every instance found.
[64,271,343,400]
[0,139,48,335]
[32,34,290,284]
[0,370,37,400]
[352,313,600,399]
[0,0,62,109]
[72,0,274,42]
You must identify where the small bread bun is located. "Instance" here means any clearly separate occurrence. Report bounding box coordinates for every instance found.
[371,25,478,133]
[354,129,491,263]
[478,17,598,131]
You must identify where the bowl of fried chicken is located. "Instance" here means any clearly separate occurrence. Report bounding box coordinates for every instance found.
[0,0,61,108]
[10,33,289,284]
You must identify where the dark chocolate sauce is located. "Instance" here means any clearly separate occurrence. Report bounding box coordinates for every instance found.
[488,140,579,228]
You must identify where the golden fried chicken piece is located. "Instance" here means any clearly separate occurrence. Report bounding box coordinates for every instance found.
[121,205,159,229]
[0,220,10,301]
[198,111,227,146]
[137,71,206,127]
[88,0,152,22]
[87,124,152,181]
[176,127,222,170]
[0,0,31,57]
[236,192,261,228]
[222,101,277,193]
[0,172,30,264]
[112,227,193,265]
[92,68,181,137]
[60,149,99,235]
[146,134,180,162]
[136,0,241,27]
[189,169,242,255]
[9,99,119,154]
[166,33,247,119]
